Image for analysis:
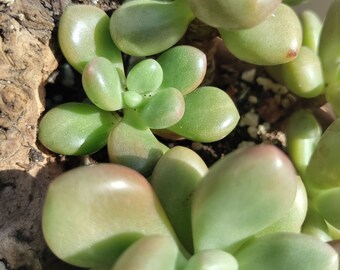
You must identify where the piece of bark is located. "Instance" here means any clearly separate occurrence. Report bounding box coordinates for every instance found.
[0,0,118,269]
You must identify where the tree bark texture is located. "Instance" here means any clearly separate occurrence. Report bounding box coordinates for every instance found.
[0,0,119,269]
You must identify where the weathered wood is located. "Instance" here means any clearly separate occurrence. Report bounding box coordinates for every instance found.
[0,0,118,268]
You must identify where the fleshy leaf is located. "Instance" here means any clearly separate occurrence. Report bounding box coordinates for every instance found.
[281,46,325,98]
[126,59,163,94]
[150,146,208,254]
[82,57,124,111]
[285,109,322,176]
[110,0,194,56]
[58,5,123,73]
[123,91,143,108]
[255,176,308,237]
[325,84,340,117]
[219,4,302,65]
[328,223,340,240]
[112,235,186,270]
[302,206,332,242]
[184,250,238,270]
[107,110,166,176]
[319,0,340,84]
[42,164,177,268]
[187,0,281,30]
[138,87,185,129]
[157,45,207,95]
[300,10,322,53]
[283,0,310,5]
[38,102,120,155]
[305,117,340,190]
[235,233,339,270]
[169,87,239,142]
[315,188,340,230]
[192,145,298,252]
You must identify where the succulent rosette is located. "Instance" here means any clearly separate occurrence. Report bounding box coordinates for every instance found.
[39,5,239,175]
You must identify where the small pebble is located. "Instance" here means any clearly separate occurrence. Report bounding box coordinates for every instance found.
[247,126,258,139]
[248,95,258,104]
[18,13,25,21]
[258,124,269,135]
[256,77,274,91]
[191,142,203,151]
[241,69,256,83]
[239,110,259,127]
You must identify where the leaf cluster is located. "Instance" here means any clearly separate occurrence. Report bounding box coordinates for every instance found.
[39,5,239,175]
[42,145,339,269]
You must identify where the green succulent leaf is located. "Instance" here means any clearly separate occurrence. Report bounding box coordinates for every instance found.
[107,110,167,176]
[315,188,340,230]
[150,146,208,254]
[38,102,120,155]
[111,235,186,270]
[138,87,185,129]
[123,91,143,108]
[110,0,194,56]
[192,145,298,252]
[325,84,340,117]
[305,117,340,190]
[169,86,239,142]
[328,223,340,240]
[184,249,239,270]
[281,46,325,98]
[42,164,177,268]
[302,206,332,242]
[82,57,124,111]
[157,45,207,95]
[255,176,308,237]
[187,0,281,30]
[285,109,322,176]
[58,5,123,73]
[300,10,322,53]
[127,59,163,94]
[283,0,310,5]
[304,116,340,230]
[219,4,302,65]
[319,0,340,84]
[235,233,339,270]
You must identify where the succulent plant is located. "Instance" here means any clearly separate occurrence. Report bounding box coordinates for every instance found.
[42,145,339,269]
[39,5,239,175]
[38,1,340,269]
